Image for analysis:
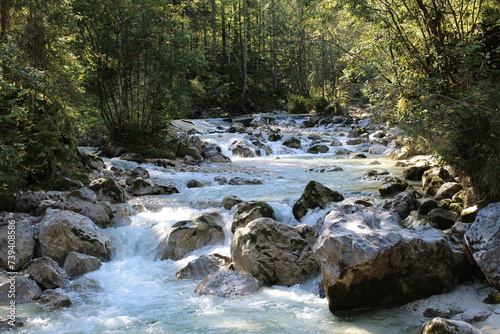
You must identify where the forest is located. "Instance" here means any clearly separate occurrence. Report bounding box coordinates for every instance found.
[0,0,499,205]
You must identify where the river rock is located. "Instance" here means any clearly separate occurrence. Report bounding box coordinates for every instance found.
[222,195,243,210]
[459,205,478,223]
[283,137,301,149]
[231,218,319,286]
[15,191,49,213]
[231,201,276,233]
[421,318,484,334]
[403,166,431,181]
[307,144,329,154]
[419,198,439,215]
[100,146,127,158]
[428,208,457,230]
[37,208,114,265]
[120,152,144,163]
[89,178,127,203]
[293,181,344,221]
[194,270,262,297]
[22,257,68,289]
[228,177,263,185]
[175,255,220,280]
[383,190,419,219]
[201,143,231,163]
[187,179,209,188]
[160,210,225,260]
[130,178,179,196]
[422,167,455,196]
[461,309,492,323]
[131,167,150,179]
[464,203,500,289]
[435,182,463,200]
[0,275,42,303]
[378,178,409,196]
[80,152,105,170]
[230,138,258,158]
[227,123,246,133]
[0,220,35,271]
[35,289,72,311]
[65,189,112,228]
[368,144,388,154]
[63,251,102,277]
[314,204,458,313]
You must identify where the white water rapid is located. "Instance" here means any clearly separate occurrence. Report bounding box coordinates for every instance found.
[4,117,499,333]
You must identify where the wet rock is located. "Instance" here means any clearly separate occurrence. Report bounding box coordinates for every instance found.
[346,138,366,146]
[187,179,209,188]
[201,143,231,163]
[421,318,484,334]
[131,179,179,196]
[228,177,263,185]
[227,123,247,133]
[349,153,367,159]
[461,309,492,323]
[160,210,225,260]
[428,208,457,230]
[402,211,431,229]
[175,255,220,280]
[120,152,144,163]
[0,220,35,271]
[378,178,409,196]
[100,146,127,158]
[403,166,431,181]
[222,195,244,210]
[295,224,319,246]
[307,166,344,173]
[293,181,344,221]
[232,201,276,233]
[334,148,351,155]
[307,144,329,154]
[65,189,112,228]
[383,190,419,219]
[423,307,462,319]
[80,152,105,170]
[89,178,127,203]
[131,167,150,179]
[435,182,463,200]
[68,277,102,294]
[368,144,389,154]
[35,289,72,311]
[231,218,319,286]
[465,203,500,289]
[422,167,455,196]
[194,270,262,297]
[38,209,114,265]
[0,317,25,330]
[459,205,478,223]
[419,198,439,215]
[63,252,102,277]
[22,257,68,289]
[361,169,391,182]
[330,138,343,146]
[283,137,301,149]
[230,138,258,158]
[0,275,42,303]
[314,205,458,313]
[177,141,202,161]
[15,191,49,213]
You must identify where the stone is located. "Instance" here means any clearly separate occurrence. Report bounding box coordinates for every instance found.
[22,257,68,289]
[423,167,456,196]
[228,177,263,185]
[307,144,329,154]
[187,179,208,188]
[63,251,102,277]
[362,169,391,181]
[465,203,500,289]
[0,220,35,271]
[314,205,458,313]
[378,178,409,196]
[222,195,244,210]
[130,178,179,196]
[283,137,301,149]
[383,190,420,219]
[428,208,457,230]
[80,152,105,170]
[194,270,262,297]
[230,138,258,158]
[403,166,431,181]
[307,166,344,173]
[231,201,276,233]
[160,210,225,260]
[461,309,492,323]
[15,191,49,213]
[227,123,246,133]
[460,205,478,223]
[402,211,431,229]
[65,190,112,228]
[293,181,344,221]
[89,178,127,203]
[38,209,114,265]
[0,275,42,303]
[368,144,389,154]
[435,182,463,200]
[120,152,144,163]
[419,198,439,215]
[100,146,127,158]
[68,277,102,294]
[35,289,72,311]
[201,143,231,163]
[421,318,484,334]
[175,255,220,280]
[231,218,319,286]
[423,308,462,319]
[346,138,366,145]
[131,167,150,179]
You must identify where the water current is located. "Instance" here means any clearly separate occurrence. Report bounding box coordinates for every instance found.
[4,117,499,333]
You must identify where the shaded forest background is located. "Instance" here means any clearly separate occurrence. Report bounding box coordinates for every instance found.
[1,0,499,203]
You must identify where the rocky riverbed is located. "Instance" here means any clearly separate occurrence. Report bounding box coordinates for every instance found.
[0,111,499,333]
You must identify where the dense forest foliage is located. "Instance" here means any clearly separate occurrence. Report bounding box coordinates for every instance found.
[1,0,499,203]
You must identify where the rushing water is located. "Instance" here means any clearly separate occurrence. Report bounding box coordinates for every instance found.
[4,117,499,333]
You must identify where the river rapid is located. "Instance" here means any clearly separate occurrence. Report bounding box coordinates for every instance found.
[4,117,499,334]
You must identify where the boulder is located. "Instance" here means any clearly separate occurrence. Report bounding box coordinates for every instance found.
[368,144,389,154]
[130,178,179,196]
[361,169,392,182]
[435,182,463,200]
[15,191,49,213]
[307,166,344,173]
[293,181,344,221]
[307,144,329,154]
[227,123,247,133]
[428,208,457,230]
[63,251,102,277]
[349,153,367,159]
[378,178,409,197]
[120,152,144,163]
[175,255,220,280]
[37,209,114,265]
[461,309,492,323]
[131,167,150,179]
[228,177,263,185]
[0,275,42,303]
[201,143,231,163]
[231,201,276,233]
[194,270,262,297]
[459,205,478,223]
[230,138,258,158]
[160,210,225,260]
[314,205,458,313]
[65,189,112,228]
[403,166,431,181]
[231,218,319,286]
[423,167,455,196]
[89,178,127,203]
[0,220,35,271]
[80,152,105,170]
[464,203,500,289]
[419,198,439,215]
[177,141,202,161]
[383,190,420,219]
[100,146,127,158]
[187,179,209,188]
[22,257,68,289]
[222,195,243,210]
[346,138,366,145]
[283,137,301,149]
[35,289,72,311]
[421,318,484,334]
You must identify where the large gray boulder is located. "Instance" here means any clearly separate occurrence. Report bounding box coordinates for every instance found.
[194,270,262,297]
[15,191,49,213]
[231,201,276,233]
[465,202,500,289]
[383,190,420,219]
[230,138,258,158]
[175,255,220,280]
[283,137,301,149]
[130,178,179,196]
[63,251,102,277]
[37,209,114,265]
[201,143,231,163]
[421,317,484,334]
[89,178,127,203]
[0,220,35,271]
[22,257,68,289]
[0,275,42,303]
[231,218,319,286]
[65,188,112,228]
[293,181,344,221]
[35,289,72,311]
[314,205,459,313]
[160,210,225,261]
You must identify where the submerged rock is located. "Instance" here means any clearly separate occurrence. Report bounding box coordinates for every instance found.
[293,181,344,221]
[175,255,220,280]
[283,137,301,149]
[194,270,262,297]
[231,218,319,286]
[314,205,459,313]
[35,289,72,311]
